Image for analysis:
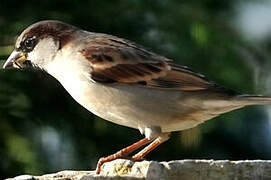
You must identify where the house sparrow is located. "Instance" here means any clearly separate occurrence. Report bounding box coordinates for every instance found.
[3,20,271,174]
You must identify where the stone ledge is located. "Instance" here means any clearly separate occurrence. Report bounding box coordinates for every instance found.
[6,159,271,180]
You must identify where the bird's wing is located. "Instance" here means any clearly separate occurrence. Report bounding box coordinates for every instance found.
[80,35,217,91]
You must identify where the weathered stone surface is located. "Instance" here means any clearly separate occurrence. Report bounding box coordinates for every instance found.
[6,159,271,180]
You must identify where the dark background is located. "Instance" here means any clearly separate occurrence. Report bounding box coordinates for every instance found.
[1,0,271,178]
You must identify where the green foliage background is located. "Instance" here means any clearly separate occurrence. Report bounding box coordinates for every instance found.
[1,0,271,178]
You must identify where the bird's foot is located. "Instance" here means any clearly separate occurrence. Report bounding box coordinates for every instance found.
[95,134,170,174]
[95,138,152,174]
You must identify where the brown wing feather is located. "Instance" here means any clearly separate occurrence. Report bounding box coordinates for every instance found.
[80,35,216,91]
[148,63,214,90]
[94,62,169,83]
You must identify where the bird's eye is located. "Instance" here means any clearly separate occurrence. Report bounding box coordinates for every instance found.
[21,36,37,52]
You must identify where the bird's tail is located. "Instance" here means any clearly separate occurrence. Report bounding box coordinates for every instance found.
[233,95,271,106]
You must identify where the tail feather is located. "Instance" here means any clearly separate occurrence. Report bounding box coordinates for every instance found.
[234,95,271,106]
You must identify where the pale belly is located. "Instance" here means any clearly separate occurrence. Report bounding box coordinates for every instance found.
[63,80,220,133]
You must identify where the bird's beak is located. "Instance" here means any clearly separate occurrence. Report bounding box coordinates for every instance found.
[3,50,27,69]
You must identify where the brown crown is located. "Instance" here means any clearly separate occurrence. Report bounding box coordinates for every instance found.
[22,20,78,49]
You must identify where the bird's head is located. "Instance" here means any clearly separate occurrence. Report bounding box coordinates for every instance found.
[3,20,77,70]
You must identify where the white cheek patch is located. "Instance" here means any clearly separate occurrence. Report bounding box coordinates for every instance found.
[27,37,59,67]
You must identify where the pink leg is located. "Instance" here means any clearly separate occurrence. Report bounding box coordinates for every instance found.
[96,138,152,174]
[132,134,170,161]
[95,133,170,174]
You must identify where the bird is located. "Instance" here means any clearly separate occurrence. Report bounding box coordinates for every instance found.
[3,20,271,174]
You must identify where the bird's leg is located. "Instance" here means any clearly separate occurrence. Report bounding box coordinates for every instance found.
[95,137,153,174]
[132,133,170,161]
[95,133,170,174]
